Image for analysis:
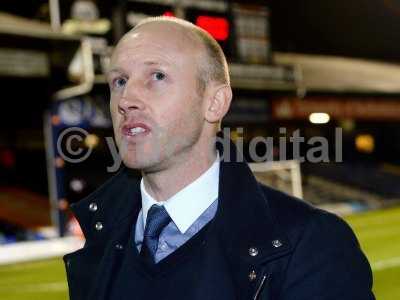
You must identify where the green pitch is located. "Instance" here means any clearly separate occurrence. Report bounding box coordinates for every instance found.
[345,205,400,300]
[0,259,68,300]
[0,206,399,300]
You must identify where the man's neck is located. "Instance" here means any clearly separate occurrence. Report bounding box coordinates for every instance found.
[142,148,217,202]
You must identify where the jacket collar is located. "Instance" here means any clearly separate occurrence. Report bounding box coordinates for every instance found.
[215,136,292,265]
[71,133,292,262]
[70,167,141,244]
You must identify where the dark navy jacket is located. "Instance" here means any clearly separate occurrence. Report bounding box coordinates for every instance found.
[64,142,375,300]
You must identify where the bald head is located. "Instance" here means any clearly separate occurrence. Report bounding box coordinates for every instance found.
[108,16,233,172]
[120,16,230,94]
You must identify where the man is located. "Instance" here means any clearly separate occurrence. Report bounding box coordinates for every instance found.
[64,17,375,300]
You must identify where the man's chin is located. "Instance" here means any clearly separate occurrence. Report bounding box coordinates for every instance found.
[121,152,161,171]
[122,158,150,171]
[119,141,157,170]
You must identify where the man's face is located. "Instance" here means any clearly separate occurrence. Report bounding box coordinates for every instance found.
[108,23,206,172]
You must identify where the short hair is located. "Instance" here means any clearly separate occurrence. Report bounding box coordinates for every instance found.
[132,16,230,94]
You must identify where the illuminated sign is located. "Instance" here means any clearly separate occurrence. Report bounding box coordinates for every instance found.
[163,11,175,17]
[272,97,400,121]
[196,16,229,41]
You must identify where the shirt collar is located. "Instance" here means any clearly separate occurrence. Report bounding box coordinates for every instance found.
[140,154,220,234]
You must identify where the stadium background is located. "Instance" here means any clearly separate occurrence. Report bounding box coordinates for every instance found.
[1,0,400,299]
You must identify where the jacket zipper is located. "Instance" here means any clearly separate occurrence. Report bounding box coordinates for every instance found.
[253,274,268,300]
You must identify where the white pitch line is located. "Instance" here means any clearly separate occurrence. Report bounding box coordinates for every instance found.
[0,282,67,293]
[371,257,400,271]
[0,260,60,272]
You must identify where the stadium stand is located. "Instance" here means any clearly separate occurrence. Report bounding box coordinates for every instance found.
[304,162,400,200]
[0,187,52,244]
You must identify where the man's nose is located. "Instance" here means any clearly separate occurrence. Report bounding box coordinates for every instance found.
[118,79,145,114]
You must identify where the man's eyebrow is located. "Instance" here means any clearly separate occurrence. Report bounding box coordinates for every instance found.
[144,60,171,67]
[106,67,124,77]
[106,60,171,77]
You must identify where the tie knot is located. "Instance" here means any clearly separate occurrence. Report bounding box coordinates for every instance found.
[144,204,171,238]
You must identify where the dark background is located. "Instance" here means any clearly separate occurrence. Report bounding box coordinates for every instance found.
[3,0,400,61]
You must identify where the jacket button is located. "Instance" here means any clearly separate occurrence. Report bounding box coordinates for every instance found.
[115,243,124,250]
[272,239,283,248]
[89,202,98,212]
[95,222,103,231]
[249,247,259,257]
[249,270,257,281]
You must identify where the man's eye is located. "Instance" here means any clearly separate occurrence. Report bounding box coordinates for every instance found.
[152,72,166,81]
[113,77,127,89]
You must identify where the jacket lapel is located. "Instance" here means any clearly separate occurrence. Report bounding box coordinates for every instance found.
[70,168,141,245]
[215,138,293,299]
[65,168,142,300]
[85,208,140,300]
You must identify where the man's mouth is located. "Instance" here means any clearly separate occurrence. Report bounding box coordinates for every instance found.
[129,127,146,135]
[121,123,151,138]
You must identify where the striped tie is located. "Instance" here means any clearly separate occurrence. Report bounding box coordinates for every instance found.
[140,204,171,264]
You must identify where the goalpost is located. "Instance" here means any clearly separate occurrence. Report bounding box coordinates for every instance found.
[249,160,303,199]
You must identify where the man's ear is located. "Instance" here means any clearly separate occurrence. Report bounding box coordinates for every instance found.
[205,84,232,123]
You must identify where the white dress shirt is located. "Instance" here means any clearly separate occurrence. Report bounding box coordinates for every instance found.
[140,154,220,234]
